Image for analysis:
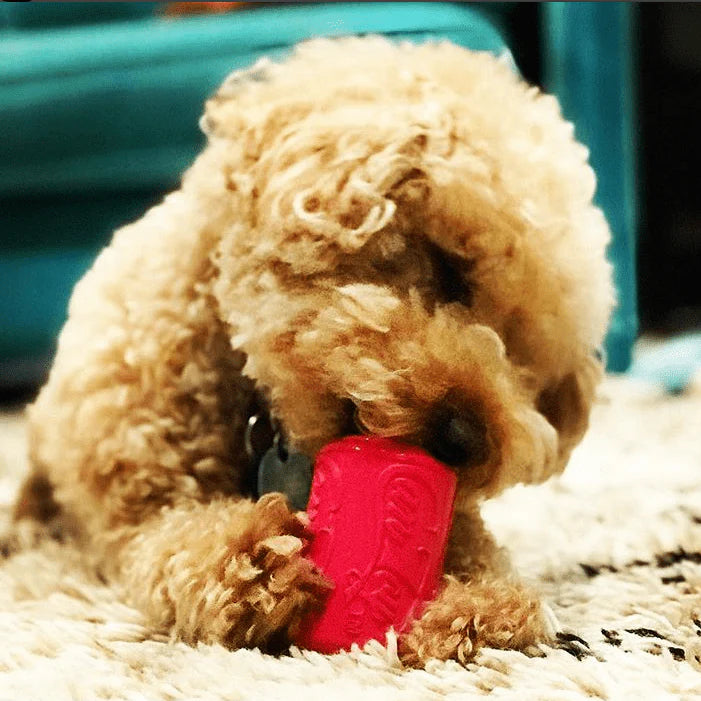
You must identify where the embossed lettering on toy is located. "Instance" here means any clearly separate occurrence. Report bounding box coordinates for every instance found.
[340,468,443,636]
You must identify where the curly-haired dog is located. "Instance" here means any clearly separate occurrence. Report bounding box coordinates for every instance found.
[13,38,614,664]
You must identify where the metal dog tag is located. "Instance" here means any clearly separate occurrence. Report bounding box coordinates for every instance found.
[257,435,313,511]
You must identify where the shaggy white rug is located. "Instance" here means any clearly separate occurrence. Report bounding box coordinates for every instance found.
[2,375,701,700]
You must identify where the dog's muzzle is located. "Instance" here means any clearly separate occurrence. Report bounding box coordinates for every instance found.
[242,390,490,509]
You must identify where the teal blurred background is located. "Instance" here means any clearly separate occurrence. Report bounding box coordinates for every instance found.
[1,2,694,395]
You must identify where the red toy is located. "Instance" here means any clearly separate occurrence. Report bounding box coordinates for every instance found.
[297,436,457,654]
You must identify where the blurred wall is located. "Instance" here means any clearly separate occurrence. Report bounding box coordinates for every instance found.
[637,3,701,333]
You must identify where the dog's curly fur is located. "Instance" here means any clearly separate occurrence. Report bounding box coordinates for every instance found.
[12,38,614,664]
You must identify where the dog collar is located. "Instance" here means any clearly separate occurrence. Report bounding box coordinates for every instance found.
[244,395,312,511]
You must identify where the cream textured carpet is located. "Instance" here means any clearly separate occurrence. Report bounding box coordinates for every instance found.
[2,375,701,700]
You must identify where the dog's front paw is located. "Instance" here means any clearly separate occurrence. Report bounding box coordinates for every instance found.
[223,493,332,651]
[398,576,548,667]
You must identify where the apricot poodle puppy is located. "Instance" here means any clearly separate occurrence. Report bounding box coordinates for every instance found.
[12,37,614,664]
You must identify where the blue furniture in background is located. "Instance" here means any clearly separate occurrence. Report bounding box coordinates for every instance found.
[0,2,637,387]
[541,2,637,373]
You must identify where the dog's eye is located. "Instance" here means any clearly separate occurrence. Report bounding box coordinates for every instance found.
[429,244,474,306]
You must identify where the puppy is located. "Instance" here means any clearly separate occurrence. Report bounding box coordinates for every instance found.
[14,37,614,664]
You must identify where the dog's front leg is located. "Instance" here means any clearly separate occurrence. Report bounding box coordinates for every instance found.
[103,493,330,652]
[398,505,550,666]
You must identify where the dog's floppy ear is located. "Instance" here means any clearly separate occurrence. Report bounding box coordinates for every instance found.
[536,353,603,472]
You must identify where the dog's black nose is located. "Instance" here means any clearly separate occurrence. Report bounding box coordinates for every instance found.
[425,409,488,467]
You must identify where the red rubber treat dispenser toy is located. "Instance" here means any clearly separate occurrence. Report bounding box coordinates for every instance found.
[297,436,457,654]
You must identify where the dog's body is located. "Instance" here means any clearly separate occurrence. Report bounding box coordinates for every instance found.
[14,38,614,663]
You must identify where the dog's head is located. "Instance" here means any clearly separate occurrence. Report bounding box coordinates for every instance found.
[201,38,614,503]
